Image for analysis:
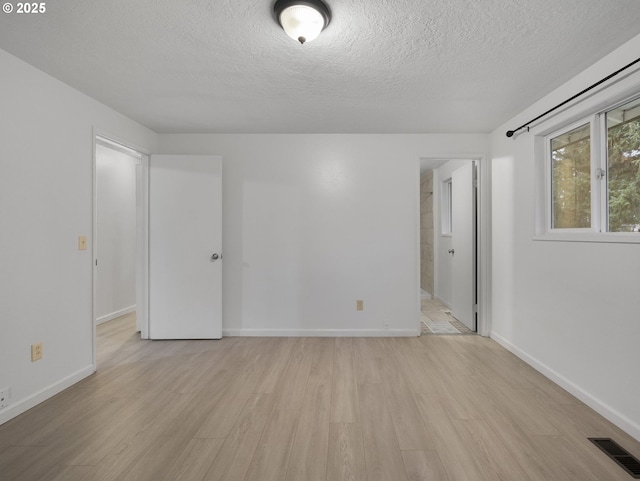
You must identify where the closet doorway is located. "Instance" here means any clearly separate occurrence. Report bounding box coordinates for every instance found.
[93,135,149,366]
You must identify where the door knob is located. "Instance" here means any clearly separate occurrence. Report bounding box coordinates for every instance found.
[448,249,455,255]
[211,253,220,261]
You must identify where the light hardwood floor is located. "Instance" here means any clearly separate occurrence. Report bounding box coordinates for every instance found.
[1,314,639,481]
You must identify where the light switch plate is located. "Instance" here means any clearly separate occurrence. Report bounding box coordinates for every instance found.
[78,235,87,250]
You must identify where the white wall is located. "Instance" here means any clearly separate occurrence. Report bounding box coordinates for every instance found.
[490,33,640,440]
[0,48,158,424]
[95,143,138,323]
[158,134,489,336]
[432,159,469,307]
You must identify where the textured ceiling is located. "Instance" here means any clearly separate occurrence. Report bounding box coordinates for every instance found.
[1,0,640,134]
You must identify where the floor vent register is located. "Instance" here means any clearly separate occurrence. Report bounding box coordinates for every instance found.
[589,438,640,478]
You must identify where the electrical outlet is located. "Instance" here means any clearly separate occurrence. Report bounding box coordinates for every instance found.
[356,299,364,311]
[384,322,389,329]
[0,388,11,409]
[31,343,43,362]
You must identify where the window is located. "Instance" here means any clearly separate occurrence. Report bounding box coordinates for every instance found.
[442,178,452,235]
[544,95,640,238]
[551,122,592,229]
[606,97,640,232]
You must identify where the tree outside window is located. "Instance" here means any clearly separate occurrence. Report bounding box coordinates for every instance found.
[607,98,640,232]
[551,123,591,229]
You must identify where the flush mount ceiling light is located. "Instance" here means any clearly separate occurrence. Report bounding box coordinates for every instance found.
[273,0,331,44]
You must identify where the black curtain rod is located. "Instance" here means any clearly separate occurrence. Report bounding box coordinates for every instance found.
[506,56,640,138]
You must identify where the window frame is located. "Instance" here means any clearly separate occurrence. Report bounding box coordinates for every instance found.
[545,118,598,233]
[536,92,640,244]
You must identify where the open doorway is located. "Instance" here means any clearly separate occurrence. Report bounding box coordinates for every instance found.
[419,157,484,335]
[93,135,149,367]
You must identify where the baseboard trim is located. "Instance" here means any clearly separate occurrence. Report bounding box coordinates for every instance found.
[491,331,640,442]
[222,328,420,337]
[96,305,136,325]
[0,365,95,425]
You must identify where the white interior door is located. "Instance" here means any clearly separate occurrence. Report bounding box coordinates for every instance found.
[451,162,476,331]
[149,155,222,339]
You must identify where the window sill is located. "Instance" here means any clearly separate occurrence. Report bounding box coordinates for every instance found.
[533,232,640,244]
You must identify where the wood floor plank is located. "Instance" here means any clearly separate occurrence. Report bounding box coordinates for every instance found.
[161,438,224,481]
[401,450,451,481]
[285,340,333,481]
[195,392,252,439]
[171,341,239,394]
[412,393,483,481]
[6,395,134,476]
[0,384,100,449]
[232,353,269,392]
[352,337,381,386]
[330,338,359,423]
[326,423,367,481]
[38,465,94,481]
[512,366,581,406]
[253,338,298,394]
[359,382,408,481]
[490,386,560,436]
[457,419,535,481]
[466,386,563,481]
[236,338,283,395]
[202,393,275,481]
[375,342,436,451]
[120,435,191,481]
[553,402,640,459]
[389,339,441,394]
[4,393,102,448]
[527,435,605,481]
[528,401,637,481]
[193,341,269,439]
[468,343,537,391]
[81,360,158,399]
[0,446,43,481]
[159,388,235,442]
[276,339,315,411]
[74,392,198,481]
[436,375,486,421]
[417,337,470,378]
[242,409,300,481]
[62,390,182,467]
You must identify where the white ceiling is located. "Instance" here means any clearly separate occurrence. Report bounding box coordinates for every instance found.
[1,0,640,134]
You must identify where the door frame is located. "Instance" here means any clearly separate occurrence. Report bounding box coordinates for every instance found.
[92,129,150,369]
[417,155,491,336]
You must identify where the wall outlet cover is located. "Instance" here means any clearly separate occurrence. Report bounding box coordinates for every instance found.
[31,343,43,362]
